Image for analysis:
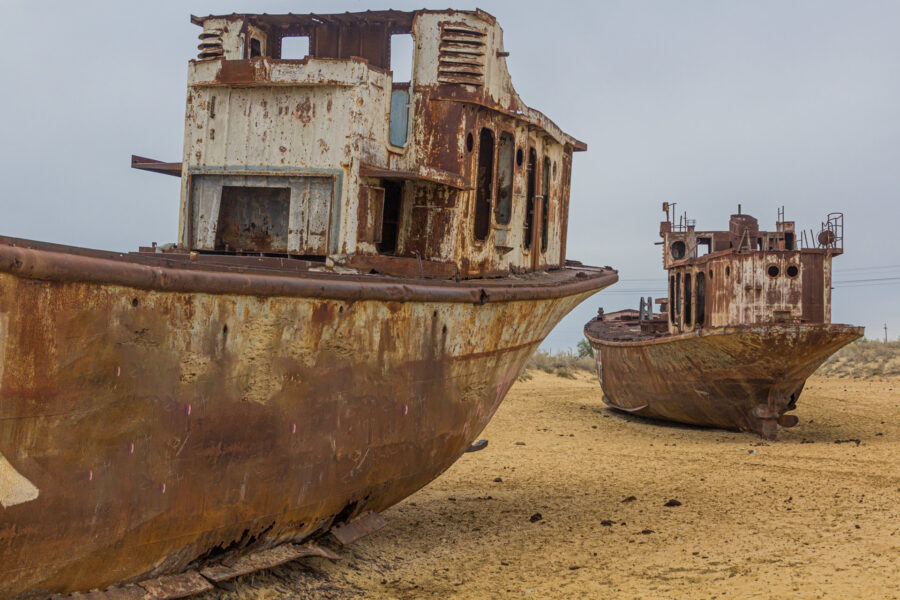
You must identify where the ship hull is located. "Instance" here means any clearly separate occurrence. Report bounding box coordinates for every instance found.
[585,324,863,439]
[0,240,615,597]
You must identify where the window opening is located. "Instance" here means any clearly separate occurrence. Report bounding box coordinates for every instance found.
[378,181,403,254]
[670,240,686,260]
[215,186,290,254]
[787,265,799,277]
[784,232,795,250]
[541,156,550,253]
[697,237,711,256]
[281,36,310,59]
[516,148,524,167]
[390,34,413,82]
[695,272,706,326]
[669,275,676,323]
[249,37,263,58]
[473,128,495,241]
[684,272,693,326]
[523,148,537,249]
[767,265,779,278]
[495,132,514,225]
[674,273,682,326]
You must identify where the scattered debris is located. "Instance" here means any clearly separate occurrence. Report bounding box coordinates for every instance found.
[529,513,543,523]
[663,499,682,507]
[834,439,861,446]
[622,496,637,503]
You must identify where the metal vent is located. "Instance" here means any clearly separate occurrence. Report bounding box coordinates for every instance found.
[437,24,486,86]
[197,29,224,60]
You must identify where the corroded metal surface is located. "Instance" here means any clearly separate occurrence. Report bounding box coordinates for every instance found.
[1,8,617,597]
[585,322,863,438]
[177,9,583,277]
[0,242,615,597]
[586,206,861,439]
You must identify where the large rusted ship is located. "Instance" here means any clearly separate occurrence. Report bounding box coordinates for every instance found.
[585,204,861,439]
[0,10,617,598]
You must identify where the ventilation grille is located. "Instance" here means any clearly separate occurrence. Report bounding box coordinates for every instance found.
[197,28,224,60]
[437,24,486,86]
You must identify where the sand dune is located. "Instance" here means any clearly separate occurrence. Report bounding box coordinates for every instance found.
[201,371,900,599]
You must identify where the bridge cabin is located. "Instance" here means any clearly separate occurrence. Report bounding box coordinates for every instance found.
[177,9,584,279]
[660,204,844,334]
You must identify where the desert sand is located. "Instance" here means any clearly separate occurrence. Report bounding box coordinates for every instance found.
[201,371,899,599]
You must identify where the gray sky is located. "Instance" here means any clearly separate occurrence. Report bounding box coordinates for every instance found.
[2,1,898,349]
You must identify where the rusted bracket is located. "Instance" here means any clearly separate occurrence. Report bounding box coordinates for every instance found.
[200,542,339,583]
[53,571,212,600]
[330,511,387,545]
[131,155,182,177]
[52,542,340,600]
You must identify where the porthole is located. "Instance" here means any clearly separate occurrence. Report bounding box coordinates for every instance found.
[787,265,799,278]
[465,133,474,153]
[767,265,780,278]
[670,240,686,260]
[516,147,524,167]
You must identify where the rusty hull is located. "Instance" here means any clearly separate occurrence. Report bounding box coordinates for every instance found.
[585,321,863,438]
[0,239,616,598]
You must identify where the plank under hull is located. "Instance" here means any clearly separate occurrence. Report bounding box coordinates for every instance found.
[0,241,615,598]
[586,324,863,438]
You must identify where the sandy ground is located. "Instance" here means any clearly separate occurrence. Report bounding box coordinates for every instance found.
[202,372,900,599]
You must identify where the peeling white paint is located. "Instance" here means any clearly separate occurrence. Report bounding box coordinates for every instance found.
[0,453,39,509]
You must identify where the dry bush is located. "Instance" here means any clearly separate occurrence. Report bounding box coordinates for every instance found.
[523,348,596,379]
[815,340,900,378]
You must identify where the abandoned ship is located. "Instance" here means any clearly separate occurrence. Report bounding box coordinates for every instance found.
[0,9,617,598]
[585,204,862,439]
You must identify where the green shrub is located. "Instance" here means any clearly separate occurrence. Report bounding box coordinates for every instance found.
[815,339,900,378]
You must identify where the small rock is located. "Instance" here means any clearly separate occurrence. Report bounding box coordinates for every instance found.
[664,499,682,507]
[515,442,526,446]
[529,512,543,523]
[640,529,654,535]
[569,565,582,570]
[493,477,503,482]
[448,496,456,501]
[622,496,637,503]
[600,520,614,526]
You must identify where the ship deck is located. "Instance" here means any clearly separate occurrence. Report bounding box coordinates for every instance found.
[584,312,667,343]
[0,236,617,304]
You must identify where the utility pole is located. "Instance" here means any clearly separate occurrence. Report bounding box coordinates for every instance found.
[885,324,889,344]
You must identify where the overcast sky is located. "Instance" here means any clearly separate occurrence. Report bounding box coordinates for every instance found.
[1,1,897,348]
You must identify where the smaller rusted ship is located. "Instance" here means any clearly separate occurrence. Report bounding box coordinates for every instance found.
[585,204,863,439]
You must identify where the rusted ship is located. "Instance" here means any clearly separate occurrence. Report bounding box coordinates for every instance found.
[585,204,862,439]
[0,10,617,598]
